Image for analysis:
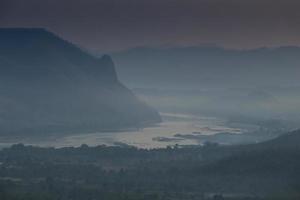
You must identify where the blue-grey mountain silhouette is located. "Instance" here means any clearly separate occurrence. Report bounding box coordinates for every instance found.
[0,28,160,134]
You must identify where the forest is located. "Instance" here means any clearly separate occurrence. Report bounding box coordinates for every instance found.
[0,130,299,200]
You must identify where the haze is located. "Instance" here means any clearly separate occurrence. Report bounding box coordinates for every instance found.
[1,1,300,199]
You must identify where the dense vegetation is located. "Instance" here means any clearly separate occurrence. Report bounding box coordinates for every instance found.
[0,130,300,200]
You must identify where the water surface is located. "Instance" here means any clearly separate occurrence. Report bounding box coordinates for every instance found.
[0,113,244,149]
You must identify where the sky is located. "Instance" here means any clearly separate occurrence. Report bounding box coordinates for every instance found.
[0,0,300,52]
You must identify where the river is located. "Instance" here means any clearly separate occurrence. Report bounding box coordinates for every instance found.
[0,113,246,149]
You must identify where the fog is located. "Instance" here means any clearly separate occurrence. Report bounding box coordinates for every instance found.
[112,46,300,122]
[2,0,300,199]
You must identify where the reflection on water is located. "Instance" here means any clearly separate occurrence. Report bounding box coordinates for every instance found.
[0,113,243,149]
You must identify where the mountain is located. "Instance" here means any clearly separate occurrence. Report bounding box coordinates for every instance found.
[0,28,161,135]
[111,46,300,89]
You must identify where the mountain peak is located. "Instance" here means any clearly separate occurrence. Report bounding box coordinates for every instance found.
[0,27,48,32]
[0,28,55,41]
[100,54,114,65]
[0,28,161,134]
[0,28,119,83]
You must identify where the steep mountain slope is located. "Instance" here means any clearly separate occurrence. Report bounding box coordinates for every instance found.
[0,28,161,134]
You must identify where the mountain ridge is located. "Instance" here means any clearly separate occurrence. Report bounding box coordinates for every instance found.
[0,28,161,134]
[111,45,300,88]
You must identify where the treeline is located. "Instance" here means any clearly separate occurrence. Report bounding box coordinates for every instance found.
[0,131,300,200]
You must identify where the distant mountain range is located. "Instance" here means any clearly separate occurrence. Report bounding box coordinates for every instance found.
[0,28,161,134]
[111,46,300,89]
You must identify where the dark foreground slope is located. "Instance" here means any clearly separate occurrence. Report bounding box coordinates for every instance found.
[0,130,299,199]
[197,130,300,196]
[0,28,160,134]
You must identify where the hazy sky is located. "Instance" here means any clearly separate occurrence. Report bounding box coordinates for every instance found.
[1,0,300,52]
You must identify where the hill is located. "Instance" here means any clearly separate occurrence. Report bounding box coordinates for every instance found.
[0,28,161,134]
[197,130,300,195]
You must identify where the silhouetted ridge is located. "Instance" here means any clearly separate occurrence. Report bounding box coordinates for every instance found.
[0,28,161,134]
[0,28,118,83]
